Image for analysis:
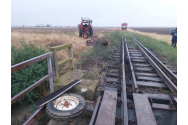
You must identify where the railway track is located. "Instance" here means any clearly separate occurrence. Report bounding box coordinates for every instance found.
[18,29,177,125]
[93,31,177,125]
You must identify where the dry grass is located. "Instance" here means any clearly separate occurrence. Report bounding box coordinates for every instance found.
[11,27,121,65]
[127,28,172,45]
[11,31,94,62]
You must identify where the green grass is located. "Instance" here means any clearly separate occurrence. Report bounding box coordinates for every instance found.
[123,32,177,66]
[86,31,122,60]
[83,65,99,80]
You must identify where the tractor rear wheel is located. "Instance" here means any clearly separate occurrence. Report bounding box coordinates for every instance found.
[79,28,82,37]
[90,28,93,37]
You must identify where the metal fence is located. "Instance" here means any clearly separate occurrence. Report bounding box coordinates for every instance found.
[11,43,74,124]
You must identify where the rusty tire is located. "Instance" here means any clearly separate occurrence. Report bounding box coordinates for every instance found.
[46,93,85,121]
[79,28,82,37]
[90,28,93,37]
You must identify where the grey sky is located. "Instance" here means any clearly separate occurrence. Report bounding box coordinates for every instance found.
[11,0,177,27]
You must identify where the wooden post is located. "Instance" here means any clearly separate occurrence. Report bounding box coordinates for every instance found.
[68,46,74,70]
[50,49,59,83]
[50,43,73,82]
[47,57,54,93]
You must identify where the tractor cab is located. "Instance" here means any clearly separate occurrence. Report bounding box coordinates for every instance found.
[78,18,93,38]
[81,18,92,27]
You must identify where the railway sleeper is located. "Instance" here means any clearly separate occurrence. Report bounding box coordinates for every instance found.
[106,73,119,77]
[134,67,155,72]
[131,59,148,63]
[136,76,163,82]
[135,72,159,77]
[132,63,151,67]
[106,78,121,84]
[130,56,146,59]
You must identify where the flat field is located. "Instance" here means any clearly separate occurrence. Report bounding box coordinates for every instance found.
[129,27,175,35]
[11,27,121,34]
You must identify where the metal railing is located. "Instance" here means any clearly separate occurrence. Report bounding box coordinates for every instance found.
[11,43,74,124]
[11,52,54,105]
[11,51,55,125]
[50,43,74,82]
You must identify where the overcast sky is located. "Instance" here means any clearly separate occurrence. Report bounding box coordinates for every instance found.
[11,0,177,27]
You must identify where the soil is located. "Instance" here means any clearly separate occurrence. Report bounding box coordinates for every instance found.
[11,101,33,125]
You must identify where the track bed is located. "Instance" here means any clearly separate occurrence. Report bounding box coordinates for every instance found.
[90,31,177,125]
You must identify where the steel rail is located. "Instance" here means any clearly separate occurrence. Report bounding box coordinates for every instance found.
[122,32,128,125]
[127,31,177,86]
[126,31,177,95]
[124,39,138,92]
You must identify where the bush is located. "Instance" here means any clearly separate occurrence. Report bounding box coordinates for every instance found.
[11,42,49,104]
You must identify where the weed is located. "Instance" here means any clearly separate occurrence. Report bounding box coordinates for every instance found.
[29,104,37,114]
[83,65,99,80]
[86,31,121,61]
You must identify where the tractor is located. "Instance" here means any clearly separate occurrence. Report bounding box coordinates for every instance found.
[78,18,93,38]
[121,23,128,30]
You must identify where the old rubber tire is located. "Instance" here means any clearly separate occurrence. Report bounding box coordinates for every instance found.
[90,28,93,37]
[46,93,85,121]
[79,28,82,37]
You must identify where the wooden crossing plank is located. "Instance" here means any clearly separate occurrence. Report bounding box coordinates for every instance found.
[95,90,117,125]
[135,72,159,77]
[133,93,157,125]
[137,76,163,82]
[136,81,167,88]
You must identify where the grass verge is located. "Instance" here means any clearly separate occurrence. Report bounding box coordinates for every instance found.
[124,31,177,66]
